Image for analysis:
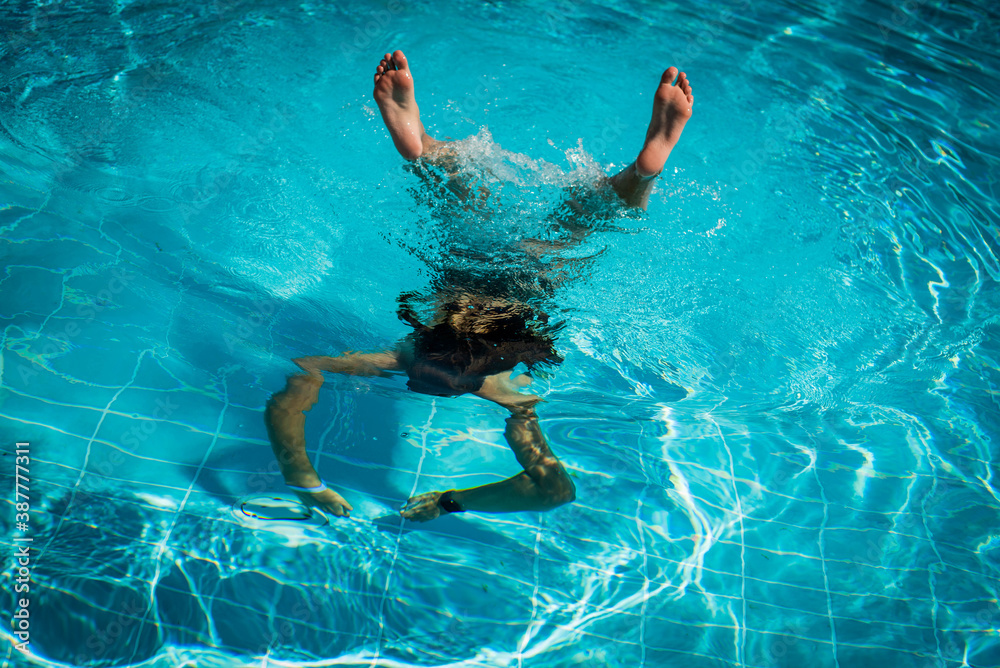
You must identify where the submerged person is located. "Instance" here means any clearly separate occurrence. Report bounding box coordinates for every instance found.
[264,50,693,521]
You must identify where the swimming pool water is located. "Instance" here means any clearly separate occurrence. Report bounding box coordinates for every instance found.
[1,0,998,666]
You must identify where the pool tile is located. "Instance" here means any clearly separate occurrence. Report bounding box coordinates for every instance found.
[744,578,831,617]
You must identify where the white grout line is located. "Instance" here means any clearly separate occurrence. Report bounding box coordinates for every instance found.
[368,400,436,667]
[635,497,649,667]
[921,476,948,665]
[315,389,349,477]
[124,369,232,666]
[635,415,657,667]
[515,519,543,668]
[811,456,841,668]
[713,419,746,667]
[34,349,150,564]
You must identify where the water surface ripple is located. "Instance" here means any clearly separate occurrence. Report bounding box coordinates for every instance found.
[0,1,998,667]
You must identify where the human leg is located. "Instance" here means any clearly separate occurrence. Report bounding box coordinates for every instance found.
[521,67,694,261]
[374,50,490,204]
[609,67,694,209]
[373,49,447,161]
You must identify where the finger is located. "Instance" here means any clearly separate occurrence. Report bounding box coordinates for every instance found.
[402,503,430,520]
[402,495,425,511]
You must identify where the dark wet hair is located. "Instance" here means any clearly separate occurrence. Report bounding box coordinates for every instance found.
[397,294,561,397]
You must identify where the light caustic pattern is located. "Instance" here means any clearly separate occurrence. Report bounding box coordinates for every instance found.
[1,0,999,667]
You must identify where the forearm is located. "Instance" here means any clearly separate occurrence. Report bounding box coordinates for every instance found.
[266,415,320,484]
[454,408,575,513]
[264,375,324,485]
[293,352,400,377]
[263,372,355,517]
[452,471,566,513]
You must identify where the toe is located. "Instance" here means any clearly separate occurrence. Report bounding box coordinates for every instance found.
[392,49,409,71]
[677,72,691,94]
[661,66,678,86]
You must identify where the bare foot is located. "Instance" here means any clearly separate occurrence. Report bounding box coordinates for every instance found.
[373,50,428,160]
[635,67,694,176]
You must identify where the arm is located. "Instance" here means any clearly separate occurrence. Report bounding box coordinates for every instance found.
[293,351,402,377]
[265,374,354,516]
[401,385,576,522]
[264,350,401,517]
[456,406,576,512]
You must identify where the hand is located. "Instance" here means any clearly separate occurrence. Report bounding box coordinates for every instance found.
[401,492,444,522]
[293,488,353,518]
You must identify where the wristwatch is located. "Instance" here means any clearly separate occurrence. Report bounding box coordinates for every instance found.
[437,490,465,514]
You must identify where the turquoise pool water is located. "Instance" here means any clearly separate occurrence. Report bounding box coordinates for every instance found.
[1,0,999,666]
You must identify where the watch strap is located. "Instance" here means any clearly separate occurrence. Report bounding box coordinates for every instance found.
[438,490,465,514]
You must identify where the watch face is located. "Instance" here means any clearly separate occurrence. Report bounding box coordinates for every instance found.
[438,492,463,513]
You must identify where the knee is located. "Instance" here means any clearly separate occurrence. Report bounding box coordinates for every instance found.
[529,463,576,509]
